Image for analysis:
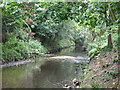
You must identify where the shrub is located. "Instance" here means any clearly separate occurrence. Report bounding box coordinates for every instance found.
[2,37,26,61]
[28,39,47,54]
[2,37,47,61]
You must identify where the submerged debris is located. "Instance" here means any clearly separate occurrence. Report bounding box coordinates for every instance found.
[72,78,81,87]
[63,84,72,89]
[62,78,81,89]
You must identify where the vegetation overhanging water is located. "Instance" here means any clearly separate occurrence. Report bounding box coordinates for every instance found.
[1,1,119,88]
[2,47,89,88]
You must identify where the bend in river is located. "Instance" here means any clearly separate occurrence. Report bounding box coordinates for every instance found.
[2,47,89,88]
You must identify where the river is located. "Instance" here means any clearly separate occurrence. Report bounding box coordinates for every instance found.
[1,47,89,88]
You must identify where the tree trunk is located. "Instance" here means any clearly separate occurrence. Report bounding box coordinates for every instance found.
[104,7,113,50]
[118,26,120,61]
[108,33,113,49]
[118,23,120,88]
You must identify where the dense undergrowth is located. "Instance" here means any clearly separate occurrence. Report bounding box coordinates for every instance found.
[87,31,118,60]
[1,2,79,62]
[82,32,119,88]
[1,31,47,62]
[1,29,74,62]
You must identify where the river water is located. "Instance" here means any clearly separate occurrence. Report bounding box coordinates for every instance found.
[1,47,89,88]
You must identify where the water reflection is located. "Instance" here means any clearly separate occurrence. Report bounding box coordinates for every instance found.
[2,59,84,88]
[31,60,83,88]
[2,48,88,88]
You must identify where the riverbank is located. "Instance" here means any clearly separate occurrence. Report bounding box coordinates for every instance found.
[0,45,75,67]
[0,53,90,68]
[81,51,119,88]
[0,59,32,68]
[1,50,119,88]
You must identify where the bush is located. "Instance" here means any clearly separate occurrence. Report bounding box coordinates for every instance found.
[89,48,98,55]
[2,36,47,61]
[2,37,26,61]
[28,39,47,54]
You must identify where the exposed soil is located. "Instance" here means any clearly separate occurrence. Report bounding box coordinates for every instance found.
[81,51,120,88]
[0,59,32,68]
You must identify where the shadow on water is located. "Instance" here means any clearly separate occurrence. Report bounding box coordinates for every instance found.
[2,47,88,88]
[32,60,84,88]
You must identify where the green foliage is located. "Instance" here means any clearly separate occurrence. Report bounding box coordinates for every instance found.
[2,38,47,61]
[1,2,119,62]
[2,37,26,61]
[33,19,81,50]
[28,39,47,54]
[91,82,101,88]
[89,48,98,55]
[1,2,48,61]
[112,58,118,63]
[58,39,74,48]
[2,30,47,61]
[105,70,118,77]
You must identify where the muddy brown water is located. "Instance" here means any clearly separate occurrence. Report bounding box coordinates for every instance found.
[1,47,89,88]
